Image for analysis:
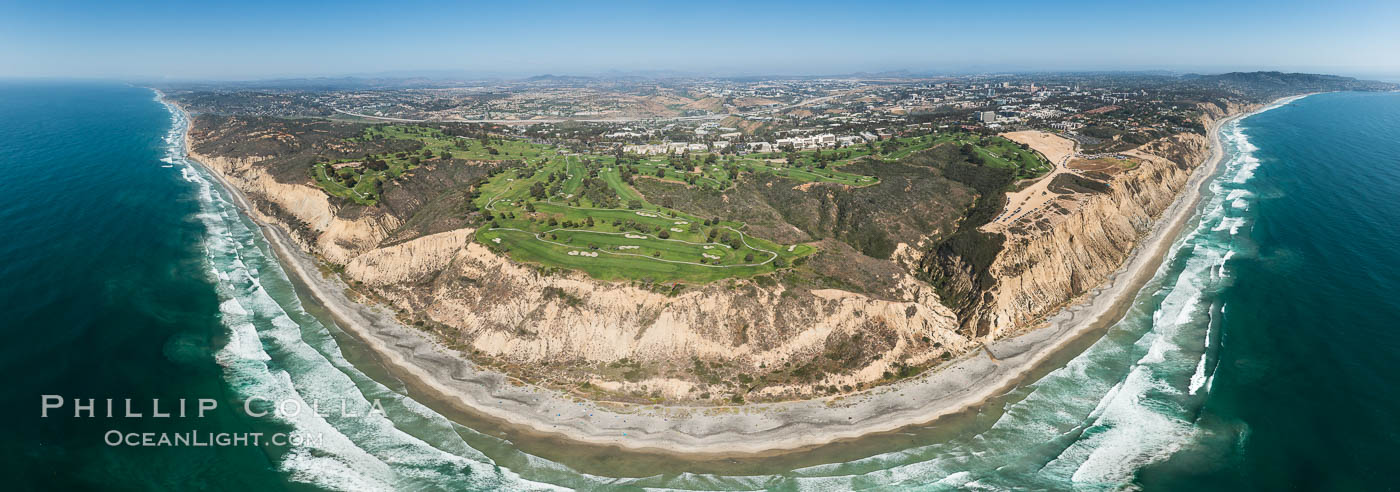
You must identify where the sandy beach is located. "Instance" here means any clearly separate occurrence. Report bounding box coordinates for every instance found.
[170,95,1297,457]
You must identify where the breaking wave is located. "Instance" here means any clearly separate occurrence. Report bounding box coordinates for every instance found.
[154,90,1289,490]
[159,97,571,491]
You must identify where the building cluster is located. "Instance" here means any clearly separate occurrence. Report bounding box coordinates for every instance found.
[182,74,1219,158]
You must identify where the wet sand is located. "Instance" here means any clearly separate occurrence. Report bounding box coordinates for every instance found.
[169,95,1295,457]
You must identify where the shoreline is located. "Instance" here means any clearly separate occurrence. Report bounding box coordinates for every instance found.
[166,93,1300,457]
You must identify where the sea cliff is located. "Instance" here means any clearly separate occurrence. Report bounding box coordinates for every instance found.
[185,128,971,402]
[980,132,1213,336]
[171,94,1284,455]
[185,102,1253,404]
[920,102,1262,340]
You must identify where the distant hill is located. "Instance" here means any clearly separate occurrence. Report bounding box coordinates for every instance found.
[524,73,595,83]
[1181,71,1397,99]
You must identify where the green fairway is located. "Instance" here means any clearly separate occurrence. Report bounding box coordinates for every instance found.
[313,124,561,204]
[311,124,1041,282]
[599,165,644,202]
[627,150,878,192]
[971,135,1054,179]
[476,153,815,282]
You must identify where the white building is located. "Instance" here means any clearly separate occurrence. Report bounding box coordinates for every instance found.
[745,142,774,153]
[775,133,839,149]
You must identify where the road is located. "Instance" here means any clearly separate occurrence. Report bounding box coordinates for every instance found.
[333,107,728,125]
[987,131,1080,230]
[330,92,840,126]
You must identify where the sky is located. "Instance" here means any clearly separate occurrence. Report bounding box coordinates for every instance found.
[3,0,1398,81]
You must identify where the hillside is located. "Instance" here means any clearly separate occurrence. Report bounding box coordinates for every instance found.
[181,111,1061,402]
[1183,71,1397,99]
[170,73,1366,405]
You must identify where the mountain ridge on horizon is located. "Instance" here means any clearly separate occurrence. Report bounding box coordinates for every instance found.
[143,70,1396,92]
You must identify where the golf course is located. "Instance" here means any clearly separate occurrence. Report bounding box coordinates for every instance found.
[311,124,1050,283]
[474,154,822,283]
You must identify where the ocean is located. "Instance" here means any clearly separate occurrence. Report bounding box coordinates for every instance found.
[1,83,1396,490]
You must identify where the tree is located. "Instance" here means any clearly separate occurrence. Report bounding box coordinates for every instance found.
[659,230,671,239]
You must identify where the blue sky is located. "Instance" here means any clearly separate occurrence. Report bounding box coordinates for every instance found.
[3,0,1398,80]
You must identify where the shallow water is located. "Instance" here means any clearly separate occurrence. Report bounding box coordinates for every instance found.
[2,85,1397,490]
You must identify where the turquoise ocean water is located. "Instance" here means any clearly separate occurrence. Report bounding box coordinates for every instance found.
[1,84,1396,490]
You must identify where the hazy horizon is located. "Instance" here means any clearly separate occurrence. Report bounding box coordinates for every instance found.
[4,0,1399,81]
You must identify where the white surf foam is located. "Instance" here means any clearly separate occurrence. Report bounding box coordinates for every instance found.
[158,96,561,491]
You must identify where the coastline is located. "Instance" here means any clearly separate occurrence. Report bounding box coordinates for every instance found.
[166,92,1303,457]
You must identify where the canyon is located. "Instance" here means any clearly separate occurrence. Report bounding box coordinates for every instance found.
[185,104,1242,404]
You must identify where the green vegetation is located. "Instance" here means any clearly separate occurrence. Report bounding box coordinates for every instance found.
[625,150,877,192]
[307,124,1052,285]
[313,125,556,205]
[1048,173,1112,194]
[475,155,817,282]
[913,135,1053,330]
[1071,156,1140,172]
[356,125,556,163]
[878,133,1050,179]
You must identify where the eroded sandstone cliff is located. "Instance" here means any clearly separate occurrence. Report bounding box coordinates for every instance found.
[344,229,970,400]
[188,139,971,403]
[975,132,1210,337]
[188,108,1244,404]
[190,151,395,264]
[920,105,1259,339]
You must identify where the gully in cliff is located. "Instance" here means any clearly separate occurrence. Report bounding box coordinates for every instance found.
[158,89,1308,456]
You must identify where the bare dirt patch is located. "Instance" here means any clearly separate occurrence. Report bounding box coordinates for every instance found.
[1002,131,1075,165]
[1069,157,1137,176]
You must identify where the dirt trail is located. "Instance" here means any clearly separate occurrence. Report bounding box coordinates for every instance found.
[986,131,1078,232]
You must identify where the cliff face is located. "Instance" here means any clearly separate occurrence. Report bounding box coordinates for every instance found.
[1195,100,1257,128]
[188,108,1240,401]
[975,133,1210,337]
[190,151,395,263]
[926,96,1272,339]
[343,229,970,398]
[188,135,970,401]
